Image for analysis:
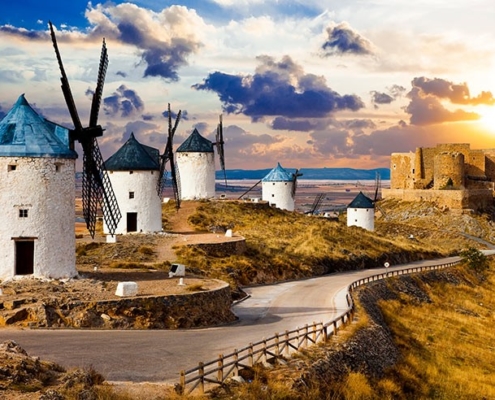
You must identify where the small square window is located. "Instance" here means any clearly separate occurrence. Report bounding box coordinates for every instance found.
[129,171,134,174]
[129,192,135,199]
[8,165,17,171]
[19,209,28,218]
[55,165,60,172]
[272,194,275,197]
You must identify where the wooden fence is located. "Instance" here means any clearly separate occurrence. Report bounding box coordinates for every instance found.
[178,259,460,395]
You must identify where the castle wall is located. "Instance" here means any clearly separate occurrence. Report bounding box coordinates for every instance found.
[433,152,464,189]
[382,188,493,211]
[390,153,415,189]
[0,157,76,281]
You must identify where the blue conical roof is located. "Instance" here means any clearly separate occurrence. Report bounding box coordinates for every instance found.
[105,133,160,171]
[262,163,293,182]
[348,192,374,208]
[176,128,213,153]
[0,94,77,159]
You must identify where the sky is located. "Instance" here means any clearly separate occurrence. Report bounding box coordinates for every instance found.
[1,0,495,171]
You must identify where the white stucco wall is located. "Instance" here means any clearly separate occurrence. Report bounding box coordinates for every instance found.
[176,152,216,200]
[347,207,375,231]
[103,170,162,234]
[262,181,295,211]
[0,157,76,281]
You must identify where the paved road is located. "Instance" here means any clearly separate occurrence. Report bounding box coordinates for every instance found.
[0,255,471,383]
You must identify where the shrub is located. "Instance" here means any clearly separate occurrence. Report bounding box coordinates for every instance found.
[460,247,488,273]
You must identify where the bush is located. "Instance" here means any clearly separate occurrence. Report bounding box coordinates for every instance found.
[460,247,488,273]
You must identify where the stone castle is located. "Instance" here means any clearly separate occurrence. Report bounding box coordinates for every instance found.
[381,143,495,211]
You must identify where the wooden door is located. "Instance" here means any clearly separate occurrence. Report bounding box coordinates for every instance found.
[15,240,34,275]
[127,212,138,232]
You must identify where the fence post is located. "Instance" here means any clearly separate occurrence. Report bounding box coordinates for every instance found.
[217,354,224,383]
[304,324,309,348]
[234,349,239,376]
[275,333,280,357]
[296,327,301,350]
[333,320,338,335]
[179,370,185,395]
[263,339,267,362]
[284,330,290,356]
[248,343,254,367]
[312,322,317,343]
[199,362,205,394]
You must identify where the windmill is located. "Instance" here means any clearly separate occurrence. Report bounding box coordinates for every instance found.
[290,168,303,199]
[214,114,227,187]
[157,103,182,209]
[49,21,121,238]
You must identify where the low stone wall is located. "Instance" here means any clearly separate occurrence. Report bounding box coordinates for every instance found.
[188,237,246,257]
[382,188,493,210]
[3,281,237,329]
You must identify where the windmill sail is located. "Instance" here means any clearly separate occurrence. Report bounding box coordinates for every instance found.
[215,115,227,187]
[291,169,303,199]
[157,104,181,210]
[49,21,121,238]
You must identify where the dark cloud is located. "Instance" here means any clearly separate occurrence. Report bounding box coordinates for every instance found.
[270,117,331,132]
[341,119,376,131]
[0,25,47,40]
[370,85,406,108]
[103,85,144,118]
[412,77,495,105]
[193,55,364,121]
[89,5,203,81]
[116,71,127,78]
[370,91,394,105]
[142,114,154,121]
[405,86,480,126]
[321,22,373,56]
[310,128,354,159]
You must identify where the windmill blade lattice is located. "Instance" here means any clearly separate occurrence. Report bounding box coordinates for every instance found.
[157,104,182,210]
[49,21,121,238]
[215,115,227,186]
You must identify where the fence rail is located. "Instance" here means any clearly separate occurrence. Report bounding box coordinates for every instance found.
[178,259,460,395]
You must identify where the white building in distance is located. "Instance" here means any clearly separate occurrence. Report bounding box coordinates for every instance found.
[0,95,78,280]
[176,128,216,200]
[103,133,162,234]
[262,163,296,211]
[347,192,375,231]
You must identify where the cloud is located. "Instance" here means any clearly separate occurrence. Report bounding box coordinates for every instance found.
[193,55,364,120]
[0,25,47,40]
[370,91,394,105]
[0,106,5,120]
[412,77,495,105]
[402,78,492,125]
[321,22,374,56]
[103,84,144,118]
[116,71,127,78]
[405,87,480,125]
[370,84,406,107]
[85,4,204,81]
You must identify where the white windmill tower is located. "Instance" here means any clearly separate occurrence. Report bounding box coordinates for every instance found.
[347,191,375,231]
[0,95,78,280]
[103,133,162,234]
[261,163,302,211]
[175,116,226,200]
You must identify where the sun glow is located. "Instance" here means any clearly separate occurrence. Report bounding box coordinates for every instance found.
[479,106,495,132]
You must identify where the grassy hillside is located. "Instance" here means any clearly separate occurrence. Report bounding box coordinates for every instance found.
[170,199,486,290]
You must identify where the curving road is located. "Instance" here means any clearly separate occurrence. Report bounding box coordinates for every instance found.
[0,255,479,383]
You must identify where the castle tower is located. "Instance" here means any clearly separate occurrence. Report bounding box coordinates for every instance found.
[0,95,78,280]
[176,128,215,200]
[261,163,296,211]
[347,192,375,231]
[103,133,162,234]
[434,152,465,189]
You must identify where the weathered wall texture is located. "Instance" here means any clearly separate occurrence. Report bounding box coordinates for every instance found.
[177,152,216,200]
[188,237,247,257]
[1,281,236,329]
[0,157,76,280]
[262,181,295,211]
[387,143,495,209]
[103,170,162,234]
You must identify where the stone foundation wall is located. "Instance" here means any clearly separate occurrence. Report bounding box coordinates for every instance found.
[188,238,247,257]
[4,282,237,329]
[382,188,493,210]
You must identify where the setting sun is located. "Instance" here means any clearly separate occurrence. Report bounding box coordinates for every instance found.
[479,106,495,132]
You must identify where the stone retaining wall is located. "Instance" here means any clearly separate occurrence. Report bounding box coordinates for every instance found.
[188,237,247,257]
[2,281,237,329]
